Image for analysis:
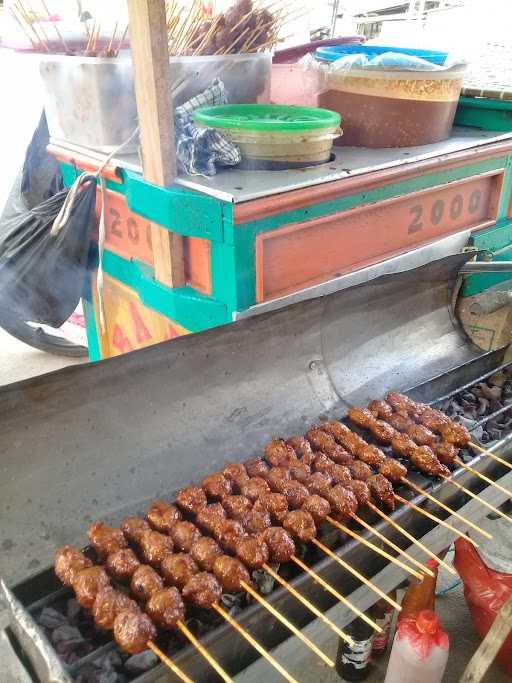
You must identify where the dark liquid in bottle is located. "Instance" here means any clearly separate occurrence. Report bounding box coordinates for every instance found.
[336,616,373,681]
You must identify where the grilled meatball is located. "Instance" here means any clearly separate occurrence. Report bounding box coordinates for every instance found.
[245,458,270,479]
[202,474,232,500]
[241,477,271,501]
[253,492,289,524]
[432,441,459,466]
[329,446,355,466]
[290,462,312,483]
[387,413,414,433]
[370,420,396,444]
[170,521,202,553]
[286,436,315,465]
[106,548,140,582]
[391,433,417,458]
[320,420,351,441]
[419,408,449,432]
[385,392,415,413]
[313,452,335,474]
[72,566,110,609]
[305,427,338,456]
[347,480,371,506]
[87,522,127,560]
[222,495,253,519]
[410,446,450,477]
[196,503,227,533]
[213,555,251,592]
[93,587,138,630]
[54,546,92,587]
[367,474,395,511]
[306,471,333,497]
[368,400,393,419]
[114,609,156,654]
[329,464,352,486]
[214,518,247,553]
[348,461,373,482]
[338,431,367,455]
[281,480,309,509]
[146,500,181,534]
[130,565,163,602]
[302,494,331,524]
[236,537,269,569]
[266,466,291,491]
[182,572,222,609]
[190,537,223,572]
[139,530,173,568]
[439,421,471,447]
[265,439,297,467]
[355,443,386,468]
[240,509,271,534]
[146,587,185,630]
[222,463,250,488]
[176,486,207,515]
[379,458,407,483]
[121,517,151,544]
[407,424,437,446]
[327,485,358,519]
[347,407,376,429]
[161,553,199,589]
[283,510,317,543]
[259,527,296,563]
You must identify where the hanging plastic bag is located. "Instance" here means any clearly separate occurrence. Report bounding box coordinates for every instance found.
[0,176,96,329]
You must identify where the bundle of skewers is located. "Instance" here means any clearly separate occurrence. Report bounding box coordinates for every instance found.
[54,391,509,682]
[167,0,293,56]
[10,0,128,57]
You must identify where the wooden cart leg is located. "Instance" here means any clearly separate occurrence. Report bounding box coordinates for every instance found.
[460,596,512,682]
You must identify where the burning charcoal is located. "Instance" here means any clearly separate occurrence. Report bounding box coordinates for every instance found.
[124,650,159,674]
[489,371,506,387]
[477,397,490,416]
[461,400,477,418]
[470,425,484,442]
[252,568,275,595]
[450,400,464,416]
[38,606,67,629]
[51,624,85,647]
[221,591,245,612]
[478,383,502,401]
[462,392,477,403]
[503,383,512,400]
[67,598,82,622]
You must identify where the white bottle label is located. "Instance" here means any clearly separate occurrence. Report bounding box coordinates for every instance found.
[342,637,373,669]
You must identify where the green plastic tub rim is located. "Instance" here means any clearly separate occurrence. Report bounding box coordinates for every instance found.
[193,104,341,132]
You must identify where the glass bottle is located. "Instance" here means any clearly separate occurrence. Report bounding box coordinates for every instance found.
[336,615,374,681]
[370,590,397,656]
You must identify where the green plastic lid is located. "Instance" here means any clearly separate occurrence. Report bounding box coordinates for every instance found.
[192,104,341,132]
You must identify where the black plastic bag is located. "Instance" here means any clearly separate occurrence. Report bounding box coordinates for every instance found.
[0,178,96,328]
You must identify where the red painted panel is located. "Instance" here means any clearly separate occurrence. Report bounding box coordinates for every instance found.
[184,237,212,296]
[256,174,500,302]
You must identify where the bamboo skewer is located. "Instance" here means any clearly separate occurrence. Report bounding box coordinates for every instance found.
[367,502,447,575]
[438,473,512,524]
[326,516,423,579]
[456,458,512,498]
[115,24,129,57]
[10,8,37,49]
[41,0,68,52]
[177,620,233,682]
[107,21,119,55]
[401,477,489,541]
[241,581,335,667]
[395,491,479,549]
[14,1,49,51]
[213,604,299,683]
[283,558,382,634]
[311,538,402,610]
[147,641,194,683]
[347,513,438,577]
[470,441,512,471]
[264,562,374,637]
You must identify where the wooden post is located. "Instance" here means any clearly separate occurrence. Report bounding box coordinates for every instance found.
[460,596,512,683]
[127,0,185,288]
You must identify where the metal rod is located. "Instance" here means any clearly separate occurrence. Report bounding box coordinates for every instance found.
[459,262,512,273]
[431,359,512,406]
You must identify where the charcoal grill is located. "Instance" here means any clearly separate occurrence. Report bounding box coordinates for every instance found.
[2,251,512,682]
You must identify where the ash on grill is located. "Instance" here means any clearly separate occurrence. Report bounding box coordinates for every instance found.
[437,367,512,443]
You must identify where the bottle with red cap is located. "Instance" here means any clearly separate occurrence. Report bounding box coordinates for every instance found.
[383,609,449,683]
